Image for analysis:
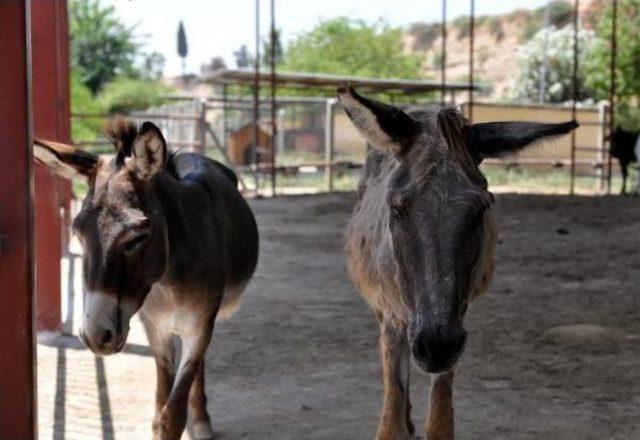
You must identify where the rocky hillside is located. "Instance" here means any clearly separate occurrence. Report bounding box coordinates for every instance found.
[404,0,605,101]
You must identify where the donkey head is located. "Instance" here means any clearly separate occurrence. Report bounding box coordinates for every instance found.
[34,118,169,355]
[339,87,577,373]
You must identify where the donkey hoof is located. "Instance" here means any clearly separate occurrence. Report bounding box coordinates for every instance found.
[192,419,215,439]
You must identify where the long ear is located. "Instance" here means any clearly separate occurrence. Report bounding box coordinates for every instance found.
[468,120,579,162]
[130,121,167,181]
[337,86,421,155]
[33,139,99,181]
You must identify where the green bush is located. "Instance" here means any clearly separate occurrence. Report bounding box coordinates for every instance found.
[98,77,172,114]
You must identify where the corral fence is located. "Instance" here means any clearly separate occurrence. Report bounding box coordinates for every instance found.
[72,95,617,197]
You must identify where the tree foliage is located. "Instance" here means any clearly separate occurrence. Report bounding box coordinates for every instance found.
[584,1,640,100]
[263,29,284,66]
[177,21,188,59]
[511,26,596,103]
[280,18,423,80]
[583,0,640,130]
[98,77,172,114]
[70,0,139,94]
[233,45,253,69]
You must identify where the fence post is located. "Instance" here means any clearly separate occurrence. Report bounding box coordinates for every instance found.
[198,98,207,154]
[598,102,608,193]
[325,98,336,192]
[0,1,37,437]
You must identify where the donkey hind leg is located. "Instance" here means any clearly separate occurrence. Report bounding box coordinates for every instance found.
[187,359,215,439]
[376,319,414,440]
[425,370,455,440]
[621,163,628,195]
[158,314,215,440]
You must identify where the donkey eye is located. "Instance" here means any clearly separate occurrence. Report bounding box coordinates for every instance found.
[123,233,149,253]
[391,205,405,220]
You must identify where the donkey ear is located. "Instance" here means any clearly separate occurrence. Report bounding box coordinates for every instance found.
[467,120,579,162]
[33,139,99,181]
[337,86,421,155]
[131,121,167,181]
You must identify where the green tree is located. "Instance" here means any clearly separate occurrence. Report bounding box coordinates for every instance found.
[177,21,188,74]
[98,77,172,114]
[69,0,139,94]
[70,71,104,141]
[512,26,596,103]
[281,18,423,80]
[233,45,253,69]
[263,29,284,66]
[584,0,640,129]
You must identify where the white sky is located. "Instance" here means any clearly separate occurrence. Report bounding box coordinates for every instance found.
[107,0,550,77]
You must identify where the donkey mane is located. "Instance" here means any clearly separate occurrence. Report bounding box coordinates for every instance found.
[104,116,138,164]
[432,107,475,169]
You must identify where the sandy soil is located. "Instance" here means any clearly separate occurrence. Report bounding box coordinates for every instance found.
[202,192,640,440]
[37,192,639,439]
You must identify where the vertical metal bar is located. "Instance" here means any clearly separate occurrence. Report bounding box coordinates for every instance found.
[253,0,261,195]
[325,99,335,192]
[569,0,579,195]
[468,0,475,121]
[222,84,228,148]
[0,1,37,437]
[441,0,447,105]
[199,99,206,154]
[270,0,277,197]
[597,102,607,191]
[606,0,617,194]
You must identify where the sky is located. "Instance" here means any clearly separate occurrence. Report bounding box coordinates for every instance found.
[107,0,551,77]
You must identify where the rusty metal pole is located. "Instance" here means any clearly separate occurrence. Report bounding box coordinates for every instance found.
[270,0,277,197]
[325,99,335,192]
[222,84,228,148]
[468,0,475,121]
[606,0,617,195]
[253,0,261,196]
[569,0,579,195]
[441,0,447,105]
[0,1,37,438]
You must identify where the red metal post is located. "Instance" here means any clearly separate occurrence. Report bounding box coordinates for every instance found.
[31,0,72,331]
[0,1,37,438]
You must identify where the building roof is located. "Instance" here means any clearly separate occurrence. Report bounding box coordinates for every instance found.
[201,69,481,95]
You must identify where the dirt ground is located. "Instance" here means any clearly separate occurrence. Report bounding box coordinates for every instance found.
[38,192,640,439]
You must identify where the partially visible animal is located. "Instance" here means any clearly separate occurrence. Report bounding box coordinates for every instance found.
[34,119,259,440]
[609,127,640,194]
[339,87,577,440]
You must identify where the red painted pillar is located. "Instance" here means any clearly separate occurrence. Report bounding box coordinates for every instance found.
[0,1,37,438]
[31,0,72,331]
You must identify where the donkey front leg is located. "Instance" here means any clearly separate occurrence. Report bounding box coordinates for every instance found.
[158,316,215,440]
[376,319,414,440]
[141,316,176,440]
[425,370,454,440]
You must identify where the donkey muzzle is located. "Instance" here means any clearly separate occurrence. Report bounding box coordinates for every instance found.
[80,291,130,355]
[409,322,467,373]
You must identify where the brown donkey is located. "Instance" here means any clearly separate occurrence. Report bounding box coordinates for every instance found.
[34,119,259,439]
[339,87,577,440]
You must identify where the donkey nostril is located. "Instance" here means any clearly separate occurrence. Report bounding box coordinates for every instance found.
[99,329,113,348]
[414,328,466,363]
